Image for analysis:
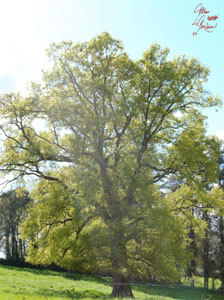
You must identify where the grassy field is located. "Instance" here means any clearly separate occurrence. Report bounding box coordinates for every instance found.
[0,265,223,299]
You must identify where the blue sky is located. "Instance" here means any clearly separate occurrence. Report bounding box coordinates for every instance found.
[0,0,223,138]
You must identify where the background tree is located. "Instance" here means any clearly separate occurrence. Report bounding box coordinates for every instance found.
[216,151,224,292]
[165,181,224,286]
[0,189,30,262]
[0,32,222,297]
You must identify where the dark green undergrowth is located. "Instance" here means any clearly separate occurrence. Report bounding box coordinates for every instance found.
[0,265,223,299]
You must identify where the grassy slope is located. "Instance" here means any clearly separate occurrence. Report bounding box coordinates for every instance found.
[0,265,223,299]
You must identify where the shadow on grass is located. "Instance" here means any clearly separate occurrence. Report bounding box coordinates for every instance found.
[8,284,222,300]
[0,264,112,285]
[6,287,111,299]
[133,284,220,300]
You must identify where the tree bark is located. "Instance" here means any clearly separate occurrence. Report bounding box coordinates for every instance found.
[219,217,224,294]
[203,210,209,290]
[187,223,197,288]
[11,225,17,261]
[19,239,23,260]
[110,224,134,298]
[221,275,224,294]
[98,152,134,297]
[5,224,10,260]
[111,273,134,298]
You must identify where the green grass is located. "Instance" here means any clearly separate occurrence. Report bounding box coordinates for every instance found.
[182,277,222,290]
[0,265,223,299]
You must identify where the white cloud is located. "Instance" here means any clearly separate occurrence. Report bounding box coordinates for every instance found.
[0,0,94,94]
[0,0,48,93]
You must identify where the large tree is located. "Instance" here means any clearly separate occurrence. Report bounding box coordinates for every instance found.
[0,32,222,297]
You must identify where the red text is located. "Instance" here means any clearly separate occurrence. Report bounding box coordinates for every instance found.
[194,3,210,16]
[192,3,218,36]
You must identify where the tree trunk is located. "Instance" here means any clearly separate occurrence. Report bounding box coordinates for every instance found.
[109,224,134,298]
[204,276,209,290]
[23,240,26,257]
[212,277,215,290]
[219,217,224,294]
[111,273,134,298]
[187,221,197,288]
[221,275,224,294]
[11,226,17,261]
[5,224,10,260]
[98,157,134,297]
[19,239,23,260]
[110,239,134,298]
[203,210,209,290]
